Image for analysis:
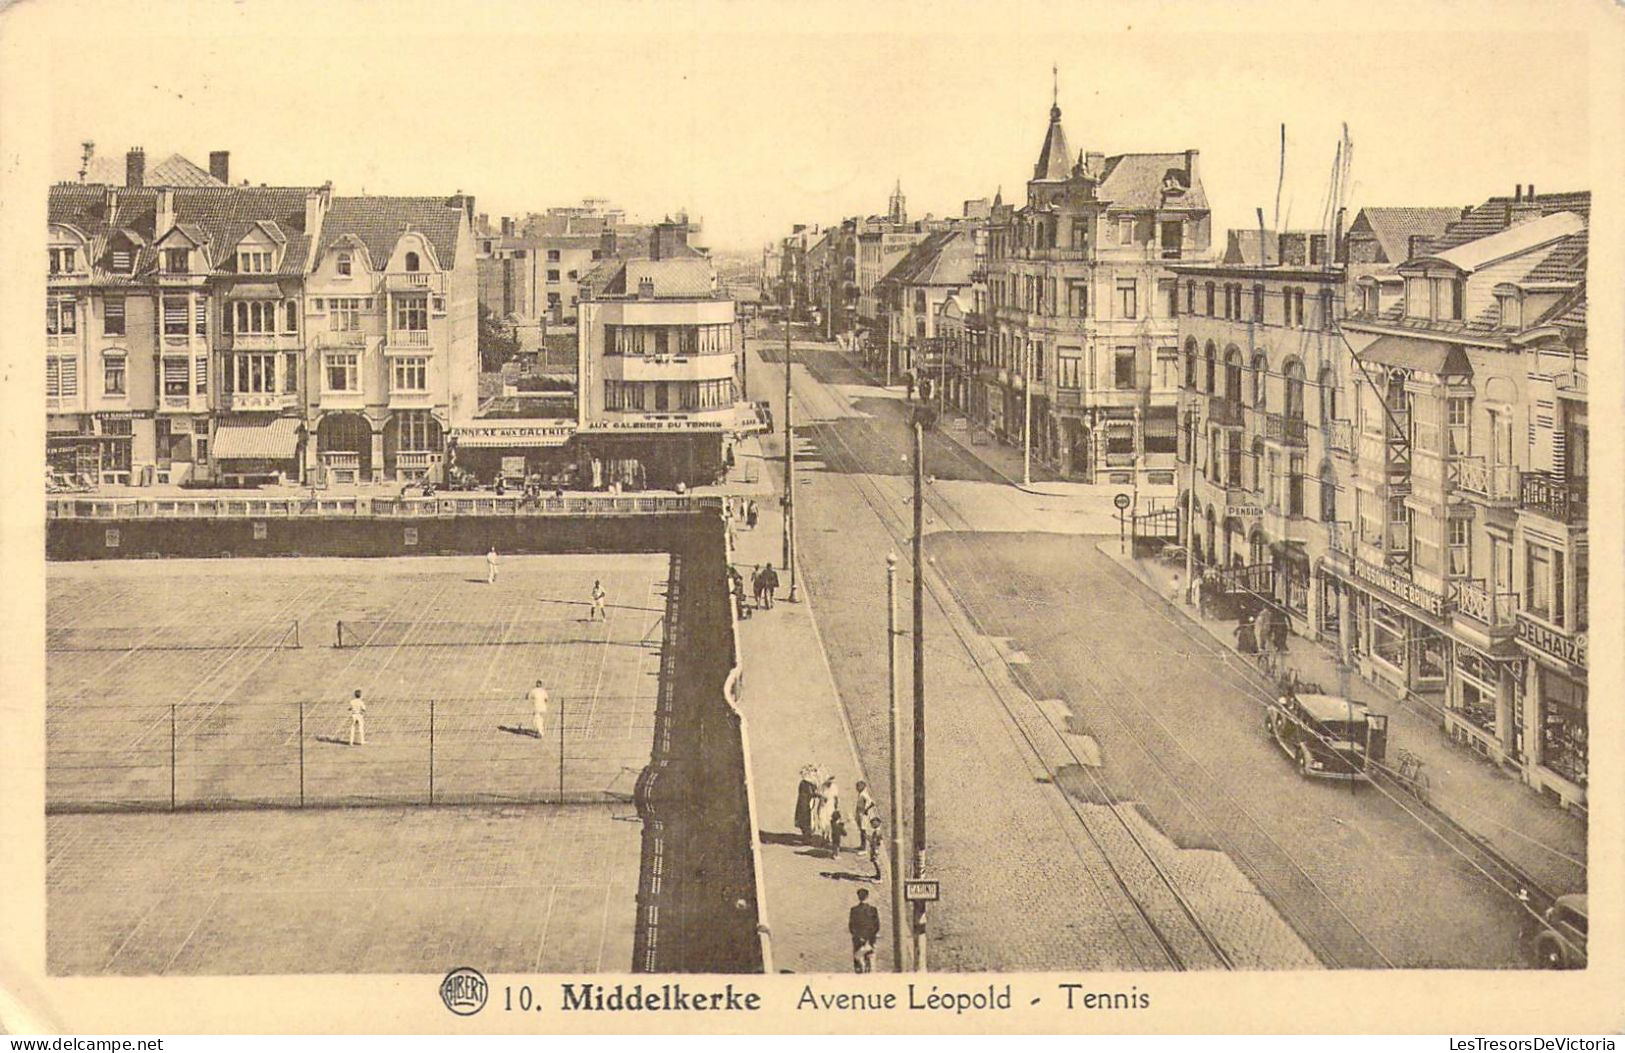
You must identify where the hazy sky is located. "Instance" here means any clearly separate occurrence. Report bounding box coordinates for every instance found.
[21,0,1596,253]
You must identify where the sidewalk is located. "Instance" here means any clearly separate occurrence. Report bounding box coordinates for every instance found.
[1099,541,1588,900]
[724,457,887,973]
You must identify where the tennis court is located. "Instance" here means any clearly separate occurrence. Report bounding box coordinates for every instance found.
[46,553,670,975]
[47,554,671,809]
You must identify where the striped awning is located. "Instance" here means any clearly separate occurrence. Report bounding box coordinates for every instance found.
[212,416,302,460]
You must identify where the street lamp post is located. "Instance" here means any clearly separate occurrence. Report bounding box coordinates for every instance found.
[910,412,927,972]
[1185,407,1197,604]
[782,318,799,603]
[1022,340,1034,488]
[886,553,906,973]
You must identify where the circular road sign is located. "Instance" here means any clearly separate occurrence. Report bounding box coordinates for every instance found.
[1113,493,1132,511]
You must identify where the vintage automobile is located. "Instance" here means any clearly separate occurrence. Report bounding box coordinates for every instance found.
[1535,893,1588,969]
[1265,691,1388,781]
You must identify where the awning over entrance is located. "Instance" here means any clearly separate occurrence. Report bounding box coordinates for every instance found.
[213,416,302,460]
[1357,334,1473,377]
[225,282,288,300]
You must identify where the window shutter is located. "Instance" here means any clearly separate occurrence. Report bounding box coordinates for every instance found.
[60,358,78,396]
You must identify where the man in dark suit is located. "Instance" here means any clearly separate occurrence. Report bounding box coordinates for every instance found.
[848,888,881,973]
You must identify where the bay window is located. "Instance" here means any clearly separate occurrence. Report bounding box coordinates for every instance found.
[393,356,428,392]
[394,294,429,332]
[236,353,278,394]
[325,352,359,392]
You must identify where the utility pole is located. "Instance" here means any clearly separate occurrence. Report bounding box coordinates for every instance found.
[1022,340,1034,487]
[886,553,906,973]
[1185,407,1197,604]
[911,413,927,972]
[782,318,799,602]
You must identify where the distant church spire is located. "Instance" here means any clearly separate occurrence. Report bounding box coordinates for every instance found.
[1033,68,1072,182]
[888,179,907,225]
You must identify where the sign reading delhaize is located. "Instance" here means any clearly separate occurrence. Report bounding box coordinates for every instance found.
[903,879,940,903]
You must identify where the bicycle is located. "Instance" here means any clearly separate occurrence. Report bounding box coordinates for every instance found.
[1393,748,1431,805]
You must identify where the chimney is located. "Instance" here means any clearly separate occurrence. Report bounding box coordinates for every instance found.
[305,188,326,235]
[1278,231,1307,266]
[1184,149,1199,181]
[637,276,656,300]
[156,188,175,237]
[1514,184,1523,203]
[209,150,230,185]
[453,190,475,224]
[501,216,514,237]
[126,147,145,188]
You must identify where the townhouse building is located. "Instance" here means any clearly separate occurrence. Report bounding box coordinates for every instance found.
[303,195,479,484]
[984,93,1211,485]
[1171,228,1345,632]
[1333,189,1588,807]
[872,227,979,398]
[46,148,478,489]
[575,220,746,489]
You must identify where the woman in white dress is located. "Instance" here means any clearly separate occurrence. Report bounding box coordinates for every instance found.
[809,768,830,843]
[819,776,841,845]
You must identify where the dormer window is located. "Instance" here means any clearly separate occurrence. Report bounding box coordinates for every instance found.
[165,248,189,274]
[337,252,352,276]
[239,250,273,274]
[404,251,421,273]
[1118,217,1135,245]
[1497,291,1522,329]
[49,247,78,274]
[110,246,133,272]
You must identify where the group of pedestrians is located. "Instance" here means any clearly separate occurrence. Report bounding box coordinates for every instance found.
[794,769,882,875]
[1234,601,1289,657]
[728,563,781,618]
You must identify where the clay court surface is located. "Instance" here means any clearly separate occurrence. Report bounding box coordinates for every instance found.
[46,554,668,975]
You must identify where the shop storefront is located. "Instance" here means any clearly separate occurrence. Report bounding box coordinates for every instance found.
[576,425,726,491]
[447,422,577,487]
[1517,616,1587,807]
[212,416,304,487]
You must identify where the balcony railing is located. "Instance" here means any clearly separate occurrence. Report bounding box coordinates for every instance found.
[1520,472,1587,524]
[1451,579,1519,629]
[317,330,371,349]
[1456,457,1519,501]
[1265,412,1308,446]
[389,329,432,346]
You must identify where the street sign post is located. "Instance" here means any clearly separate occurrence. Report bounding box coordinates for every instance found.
[1114,493,1131,510]
[904,879,940,903]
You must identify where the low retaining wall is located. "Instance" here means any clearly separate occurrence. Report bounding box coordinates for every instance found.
[632,524,771,974]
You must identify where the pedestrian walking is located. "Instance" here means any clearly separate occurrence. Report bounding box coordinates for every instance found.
[854,781,876,851]
[867,817,884,881]
[809,772,831,843]
[795,765,818,841]
[347,689,367,746]
[486,546,500,585]
[828,808,847,858]
[730,566,751,620]
[1254,606,1275,655]
[746,499,759,529]
[848,889,880,974]
[1234,615,1258,655]
[1168,572,1183,607]
[1271,607,1289,654]
[751,564,766,609]
[590,580,607,622]
[761,563,780,609]
[528,680,549,739]
[1197,572,1214,619]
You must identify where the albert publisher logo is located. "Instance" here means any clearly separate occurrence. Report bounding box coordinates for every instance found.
[440,967,489,1016]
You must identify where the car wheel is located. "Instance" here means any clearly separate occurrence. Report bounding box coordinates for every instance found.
[1536,936,1566,969]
